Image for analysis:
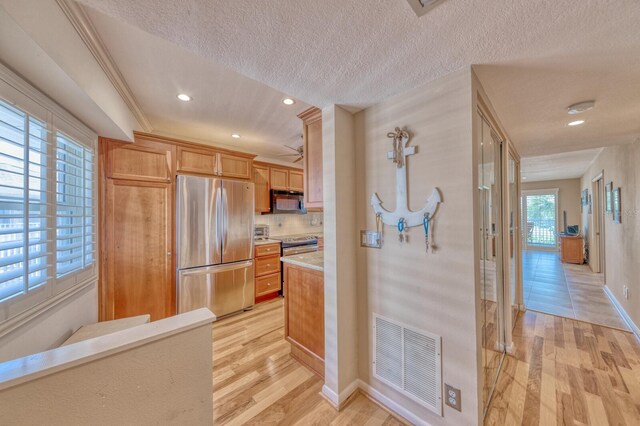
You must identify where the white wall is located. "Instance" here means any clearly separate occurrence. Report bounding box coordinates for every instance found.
[581,140,640,328]
[354,68,479,425]
[0,282,98,363]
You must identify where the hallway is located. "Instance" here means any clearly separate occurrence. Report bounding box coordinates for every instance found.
[485,310,640,425]
[522,250,629,330]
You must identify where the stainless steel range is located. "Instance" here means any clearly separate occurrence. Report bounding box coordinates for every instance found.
[273,234,319,256]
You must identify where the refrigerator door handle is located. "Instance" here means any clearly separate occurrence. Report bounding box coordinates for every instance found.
[215,185,222,256]
[222,186,229,254]
[178,260,253,276]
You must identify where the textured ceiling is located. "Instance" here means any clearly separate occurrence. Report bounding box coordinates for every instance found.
[73,0,640,166]
[85,8,311,159]
[521,148,603,183]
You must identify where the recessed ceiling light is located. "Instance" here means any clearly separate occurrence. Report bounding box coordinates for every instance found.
[177,93,192,102]
[568,120,585,126]
[567,100,595,115]
[283,98,295,105]
[231,133,241,139]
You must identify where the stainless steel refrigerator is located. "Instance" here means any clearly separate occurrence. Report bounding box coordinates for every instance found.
[176,175,255,317]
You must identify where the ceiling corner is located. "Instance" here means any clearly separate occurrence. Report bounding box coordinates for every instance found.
[56,0,152,132]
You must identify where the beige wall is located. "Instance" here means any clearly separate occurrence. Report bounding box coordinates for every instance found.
[0,309,214,425]
[522,178,582,232]
[580,140,640,328]
[0,281,98,363]
[322,105,359,405]
[355,68,479,425]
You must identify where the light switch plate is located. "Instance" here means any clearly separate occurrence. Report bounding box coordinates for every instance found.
[444,383,461,411]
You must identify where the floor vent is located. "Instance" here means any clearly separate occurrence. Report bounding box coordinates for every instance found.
[373,314,442,415]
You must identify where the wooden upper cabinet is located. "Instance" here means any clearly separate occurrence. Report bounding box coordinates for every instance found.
[177,146,251,179]
[218,153,252,179]
[289,170,304,192]
[253,163,271,213]
[177,146,217,176]
[104,179,175,321]
[270,167,289,190]
[105,138,173,182]
[298,107,323,210]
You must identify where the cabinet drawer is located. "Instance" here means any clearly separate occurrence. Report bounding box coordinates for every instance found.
[256,272,281,297]
[255,243,280,257]
[255,254,280,277]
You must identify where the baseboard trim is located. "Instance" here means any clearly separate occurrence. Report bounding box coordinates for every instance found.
[320,381,360,411]
[357,380,432,426]
[603,285,640,340]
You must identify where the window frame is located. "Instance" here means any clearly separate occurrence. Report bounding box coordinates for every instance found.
[0,64,97,323]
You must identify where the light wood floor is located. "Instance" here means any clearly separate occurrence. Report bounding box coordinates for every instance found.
[523,250,628,330]
[485,310,640,425]
[211,298,404,425]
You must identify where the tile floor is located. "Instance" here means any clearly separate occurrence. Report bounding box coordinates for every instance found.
[523,250,629,330]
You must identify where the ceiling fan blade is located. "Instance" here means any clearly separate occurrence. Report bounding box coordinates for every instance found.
[284,145,301,153]
[277,153,299,157]
[293,157,303,164]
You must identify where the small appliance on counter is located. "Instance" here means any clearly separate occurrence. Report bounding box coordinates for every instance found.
[254,224,270,241]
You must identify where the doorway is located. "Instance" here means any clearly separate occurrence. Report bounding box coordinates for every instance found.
[522,190,558,250]
[590,174,605,275]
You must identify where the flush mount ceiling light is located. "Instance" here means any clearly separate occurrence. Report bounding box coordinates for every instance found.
[177,93,192,102]
[405,0,447,17]
[282,98,295,105]
[568,120,585,126]
[522,176,527,180]
[567,100,595,115]
[231,133,241,139]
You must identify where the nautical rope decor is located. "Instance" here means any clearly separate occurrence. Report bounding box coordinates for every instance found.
[371,127,442,249]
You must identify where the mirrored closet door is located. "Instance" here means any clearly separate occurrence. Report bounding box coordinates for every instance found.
[478,111,506,413]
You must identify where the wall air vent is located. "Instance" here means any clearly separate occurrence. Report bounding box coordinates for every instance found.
[406,0,447,17]
[373,314,442,415]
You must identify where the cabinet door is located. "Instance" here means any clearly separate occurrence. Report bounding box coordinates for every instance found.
[289,170,304,192]
[253,165,271,212]
[303,115,323,209]
[177,146,217,176]
[218,153,252,179]
[105,179,174,321]
[270,167,289,190]
[106,140,172,182]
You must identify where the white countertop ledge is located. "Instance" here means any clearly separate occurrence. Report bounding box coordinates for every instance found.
[281,251,324,272]
[0,308,216,392]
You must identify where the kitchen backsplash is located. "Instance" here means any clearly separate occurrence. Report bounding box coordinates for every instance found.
[255,212,323,236]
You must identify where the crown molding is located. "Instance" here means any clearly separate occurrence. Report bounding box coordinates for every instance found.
[56,0,152,132]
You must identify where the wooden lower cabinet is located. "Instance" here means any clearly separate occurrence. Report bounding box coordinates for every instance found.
[283,263,324,379]
[560,235,584,264]
[104,179,175,321]
[254,242,281,303]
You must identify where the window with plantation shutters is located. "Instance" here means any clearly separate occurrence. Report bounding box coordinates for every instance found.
[0,101,51,303]
[55,133,95,278]
[0,91,96,319]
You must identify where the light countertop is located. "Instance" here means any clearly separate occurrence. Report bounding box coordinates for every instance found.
[280,251,324,272]
[254,239,282,246]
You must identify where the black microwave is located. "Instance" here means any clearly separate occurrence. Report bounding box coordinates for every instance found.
[271,190,306,214]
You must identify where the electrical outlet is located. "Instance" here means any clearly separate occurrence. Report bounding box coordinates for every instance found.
[623,286,629,300]
[444,384,461,411]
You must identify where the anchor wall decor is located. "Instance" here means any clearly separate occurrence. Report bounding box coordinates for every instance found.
[371,127,442,234]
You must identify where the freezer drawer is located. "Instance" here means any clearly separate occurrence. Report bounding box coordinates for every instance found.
[177,261,254,317]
